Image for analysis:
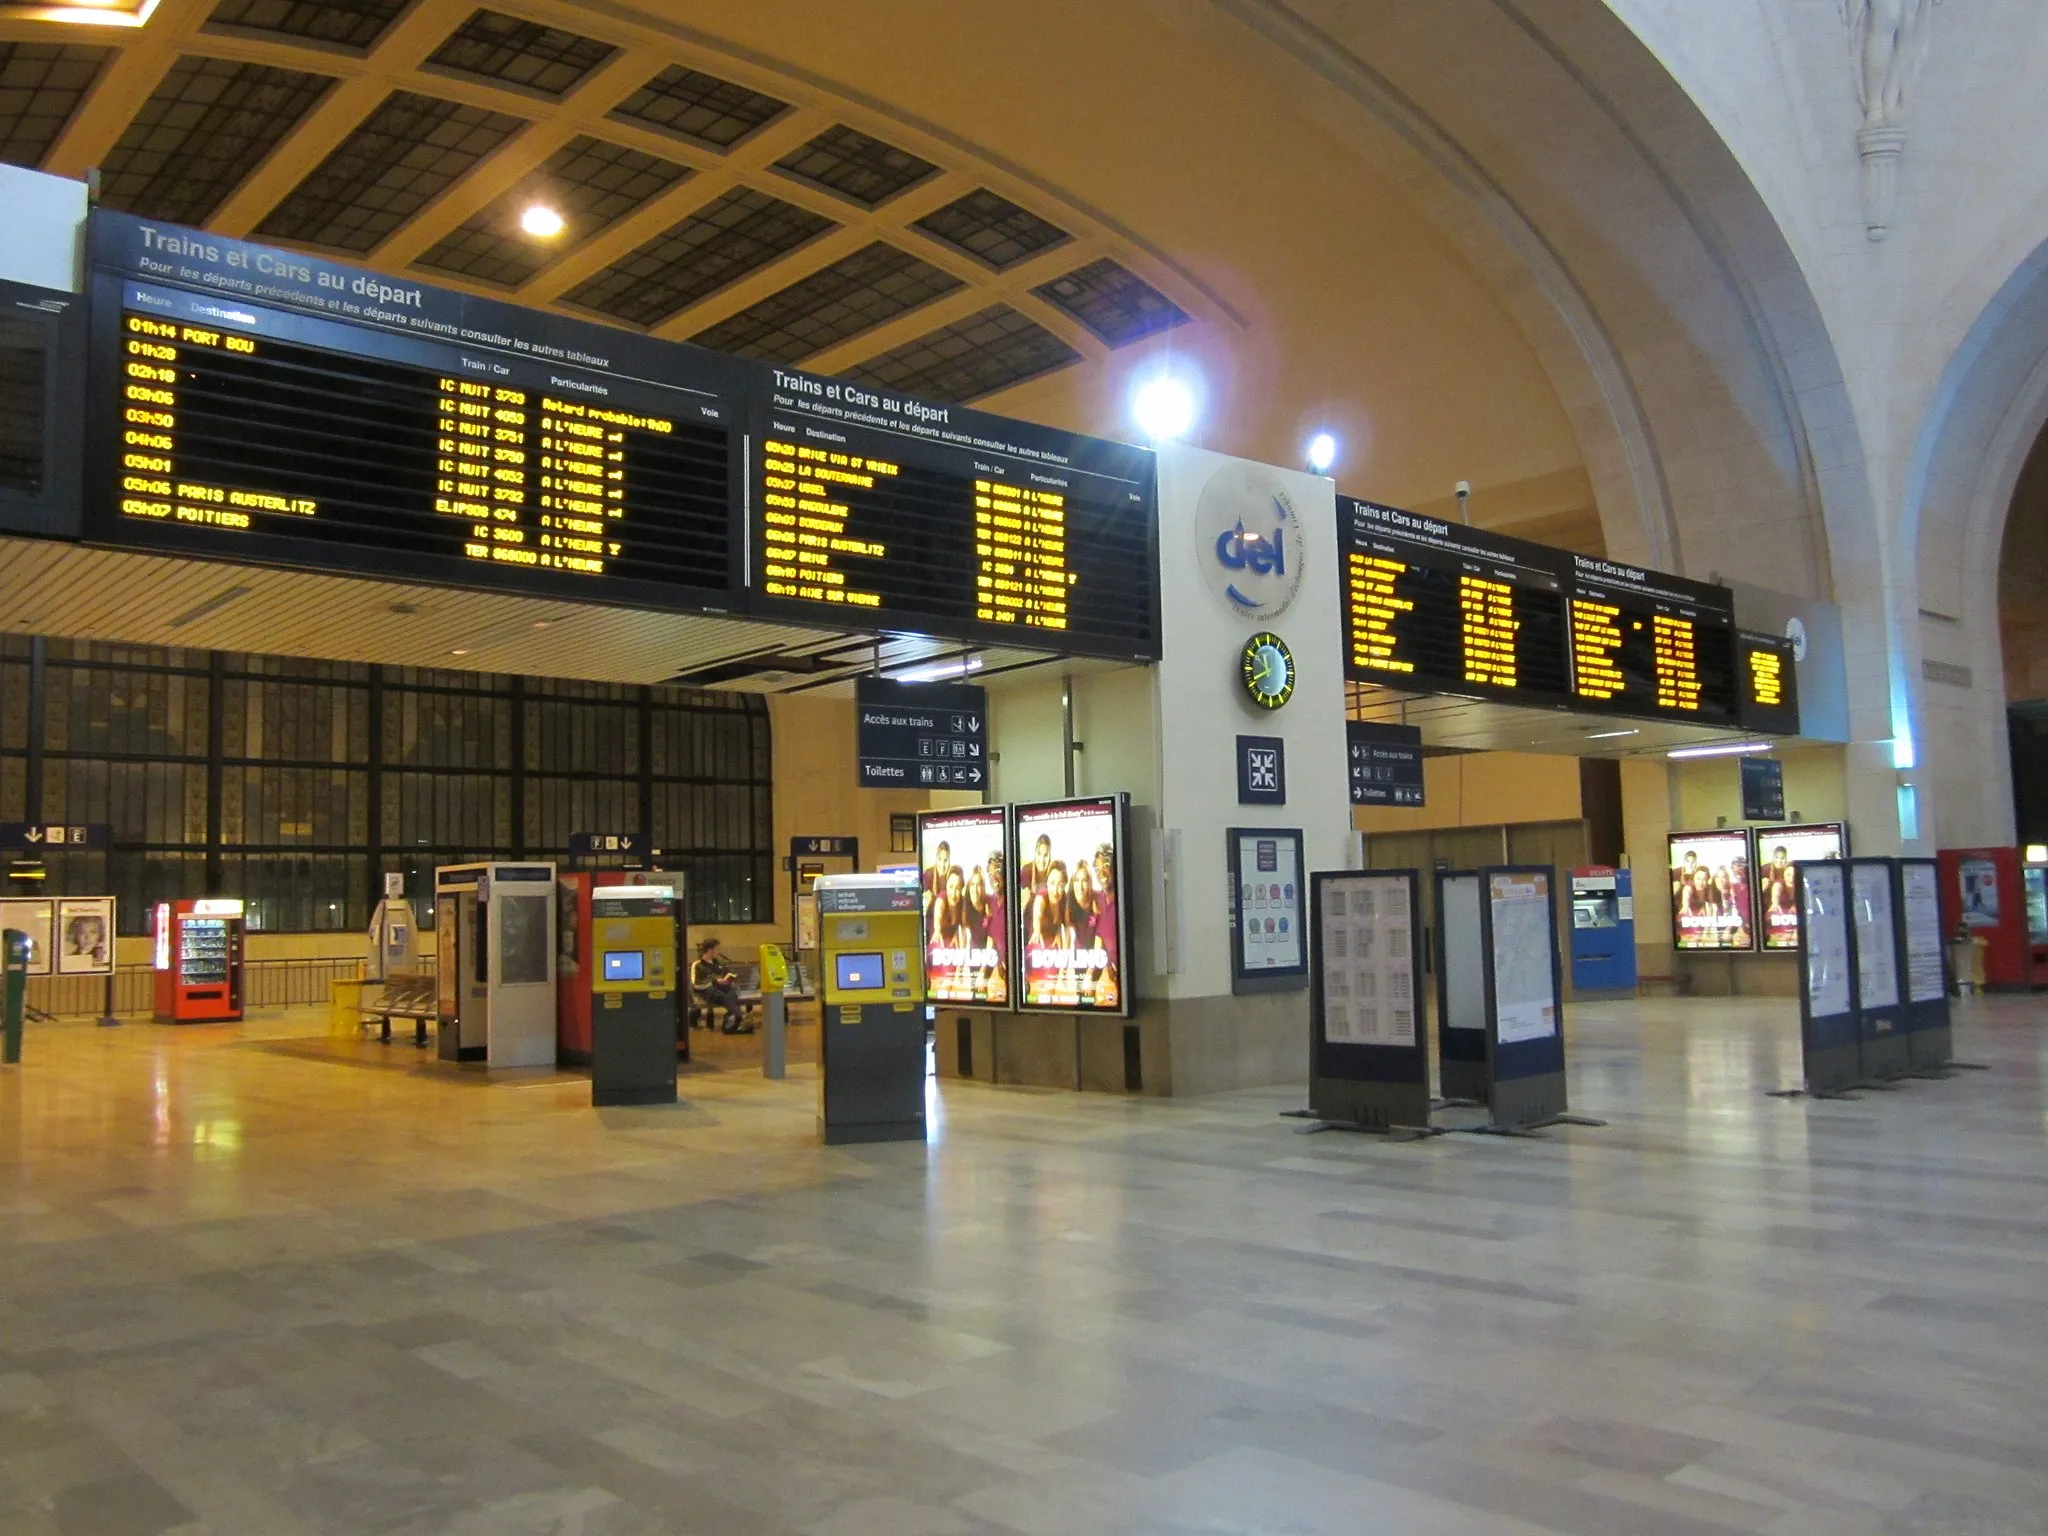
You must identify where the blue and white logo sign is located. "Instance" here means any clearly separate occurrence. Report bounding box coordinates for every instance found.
[1194,461,1307,621]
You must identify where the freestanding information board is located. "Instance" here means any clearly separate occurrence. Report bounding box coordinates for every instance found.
[1481,868,1572,1129]
[1793,860,1861,1093]
[1226,827,1307,995]
[1433,866,1588,1131]
[1896,857,1953,1069]
[1849,856,1910,1079]
[1307,869,1430,1131]
[1434,870,1489,1103]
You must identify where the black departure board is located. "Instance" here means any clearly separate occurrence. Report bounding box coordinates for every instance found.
[84,212,743,610]
[747,367,1159,660]
[1566,555,1738,726]
[1339,494,1776,732]
[1736,630,1801,734]
[1340,497,1571,703]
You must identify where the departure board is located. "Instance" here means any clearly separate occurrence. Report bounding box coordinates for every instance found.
[1736,630,1801,735]
[748,367,1159,660]
[85,213,743,610]
[1338,494,1772,732]
[1566,556,1738,725]
[1340,497,1571,703]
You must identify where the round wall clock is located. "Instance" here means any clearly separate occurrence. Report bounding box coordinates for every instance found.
[1239,632,1295,710]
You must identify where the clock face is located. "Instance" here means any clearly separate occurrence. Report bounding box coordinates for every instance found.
[1240,631,1295,710]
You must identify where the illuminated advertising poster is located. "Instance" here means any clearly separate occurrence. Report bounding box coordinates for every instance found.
[1668,830,1755,951]
[1753,823,1846,952]
[917,808,1011,1008]
[1013,796,1130,1015]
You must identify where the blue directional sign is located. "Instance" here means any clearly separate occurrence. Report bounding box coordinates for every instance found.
[855,678,988,790]
[1347,722,1425,807]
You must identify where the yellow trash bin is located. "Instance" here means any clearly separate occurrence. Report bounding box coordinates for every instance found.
[330,977,365,1034]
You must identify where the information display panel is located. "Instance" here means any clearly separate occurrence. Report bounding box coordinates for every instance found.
[1737,631,1801,735]
[1567,555,1738,724]
[1754,823,1847,951]
[1668,829,1756,951]
[1012,795,1131,1015]
[1339,497,1571,702]
[917,807,1011,1009]
[750,366,1158,659]
[85,212,743,611]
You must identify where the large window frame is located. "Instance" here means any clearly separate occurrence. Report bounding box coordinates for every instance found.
[3,635,774,931]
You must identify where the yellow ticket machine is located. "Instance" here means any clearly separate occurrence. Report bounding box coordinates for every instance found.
[586,884,681,1106]
[816,872,926,1144]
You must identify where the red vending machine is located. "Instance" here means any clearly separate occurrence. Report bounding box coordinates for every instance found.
[153,898,246,1022]
[1933,847,2037,990]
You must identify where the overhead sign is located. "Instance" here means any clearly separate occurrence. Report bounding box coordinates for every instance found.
[854,677,988,789]
[1339,496,1771,734]
[568,831,644,858]
[1,823,109,848]
[750,365,1159,660]
[1346,721,1425,807]
[1739,756,1785,822]
[790,836,858,859]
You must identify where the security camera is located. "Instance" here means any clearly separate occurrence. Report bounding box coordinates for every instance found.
[1454,481,1471,522]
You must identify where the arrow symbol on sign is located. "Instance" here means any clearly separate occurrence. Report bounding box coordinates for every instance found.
[23,828,42,843]
[969,768,983,783]
[967,717,981,732]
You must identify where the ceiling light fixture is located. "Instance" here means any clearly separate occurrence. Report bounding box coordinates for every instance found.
[1666,740,1774,760]
[520,203,565,238]
[1130,367,1199,442]
[1585,729,1638,740]
[168,585,251,629]
[15,0,160,27]
[1305,431,1338,475]
[889,656,983,685]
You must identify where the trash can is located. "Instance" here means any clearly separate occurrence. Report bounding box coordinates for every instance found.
[330,977,366,1035]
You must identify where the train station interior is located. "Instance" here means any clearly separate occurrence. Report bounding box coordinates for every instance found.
[3,2,2048,1533]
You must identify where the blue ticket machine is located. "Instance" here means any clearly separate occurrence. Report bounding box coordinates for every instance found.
[1568,867,1637,993]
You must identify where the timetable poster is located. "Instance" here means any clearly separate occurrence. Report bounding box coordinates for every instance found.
[1014,797,1129,1014]
[86,212,744,611]
[1235,831,1304,974]
[1669,830,1756,951]
[1319,874,1417,1047]
[751,365,1159,660]
[1754,823,1846,951]
[918,808,1010,1008]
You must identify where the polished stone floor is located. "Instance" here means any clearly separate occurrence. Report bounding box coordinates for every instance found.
[3,997,2047,1536]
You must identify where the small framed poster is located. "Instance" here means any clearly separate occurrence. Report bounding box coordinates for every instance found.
[1227,827,1307,994]
[55,896,115,976]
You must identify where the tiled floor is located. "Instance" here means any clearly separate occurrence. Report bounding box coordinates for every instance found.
[2,996,2046,1535]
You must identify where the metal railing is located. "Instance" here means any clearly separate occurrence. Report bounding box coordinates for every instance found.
[26,958,364,1019]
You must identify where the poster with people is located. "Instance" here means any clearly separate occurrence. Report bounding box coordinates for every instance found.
[917,808,1011,1007]
[1014,795,1129,1015]
[55,897,116,975]
[1667,830,1755,951]
[1753,823,1846,951]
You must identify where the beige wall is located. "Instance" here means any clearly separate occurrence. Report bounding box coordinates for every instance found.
[1353,752,1583,835]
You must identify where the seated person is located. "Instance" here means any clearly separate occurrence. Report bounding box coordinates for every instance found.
[691,937,750,1034]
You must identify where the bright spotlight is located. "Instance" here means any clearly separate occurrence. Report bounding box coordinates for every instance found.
[1131,372,1198,442]
[520,203,565,238]
[1305,431,1338,474]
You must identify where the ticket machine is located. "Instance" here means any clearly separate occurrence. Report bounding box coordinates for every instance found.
[557,869,686,1066]
[1568,867,1637,994]
[152,897,245,1023]
[433,862,557,1066]
[816,871,925,1144]
[583,884,682,1106]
